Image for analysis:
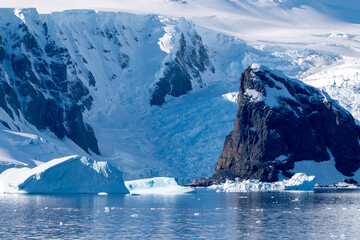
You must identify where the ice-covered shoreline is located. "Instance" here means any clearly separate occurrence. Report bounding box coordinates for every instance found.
[0,156,195,195]
[209,173,316,192]
[0,157,356,194]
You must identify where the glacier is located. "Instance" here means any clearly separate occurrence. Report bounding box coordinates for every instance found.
[0,1,358,185]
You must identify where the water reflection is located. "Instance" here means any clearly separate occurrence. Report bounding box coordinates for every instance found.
[0,190,360,239]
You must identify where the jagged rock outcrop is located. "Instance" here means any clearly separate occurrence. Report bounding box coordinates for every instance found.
[150,31,215,106]
[0,9,99,154]
[189,64,360,186]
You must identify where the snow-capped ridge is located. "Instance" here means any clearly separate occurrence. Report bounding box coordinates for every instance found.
[246,65,301,107]
[250,63,262,71]
[245,65,352,113]
[150,18,215,106]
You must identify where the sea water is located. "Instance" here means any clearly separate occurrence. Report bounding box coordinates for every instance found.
[0,189,359,239]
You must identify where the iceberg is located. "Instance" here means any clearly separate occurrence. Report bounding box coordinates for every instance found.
[125,177,195,194]
[0,155,129,194]
[284,173,316,190]
[211,173,315,192]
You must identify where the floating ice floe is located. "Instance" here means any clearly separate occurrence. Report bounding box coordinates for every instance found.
[125,177,195,194]
[98,192,109,195]
[0,155,129,194]
[210,173,315,192]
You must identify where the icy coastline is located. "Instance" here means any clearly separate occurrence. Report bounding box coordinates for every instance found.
[209,173,316,192]
[0,158,338,194]
[0,156,194,195]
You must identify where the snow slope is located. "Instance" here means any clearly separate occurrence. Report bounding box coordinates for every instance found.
[0,155,129,194]
[292,149,360,186]
[0,1,359,184]
[0,125,92,172]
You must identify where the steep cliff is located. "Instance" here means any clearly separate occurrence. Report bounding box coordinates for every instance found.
[191,64,360,185]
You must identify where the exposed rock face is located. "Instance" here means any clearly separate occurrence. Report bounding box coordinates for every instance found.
[0,9,99,154]
[190,64,360,186]
[150,31,215,106]
[344,178,358,185]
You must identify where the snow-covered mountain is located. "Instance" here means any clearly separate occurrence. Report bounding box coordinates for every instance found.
[0,0,360,184]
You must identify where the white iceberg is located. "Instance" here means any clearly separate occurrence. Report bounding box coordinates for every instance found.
[284,173,316,190]
[0,155,129,194]
[211,173,315,192]
[125,177,195,195]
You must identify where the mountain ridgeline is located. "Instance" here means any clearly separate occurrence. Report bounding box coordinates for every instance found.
[190,65,360,186]
[0,9,99,154]
[0,9,215,156]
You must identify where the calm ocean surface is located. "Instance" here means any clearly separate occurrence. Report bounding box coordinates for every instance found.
[0,188,359,239]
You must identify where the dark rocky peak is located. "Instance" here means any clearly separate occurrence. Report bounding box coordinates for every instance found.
[189,64,360,186]
[150,26,215,106]
[238,64,327,110]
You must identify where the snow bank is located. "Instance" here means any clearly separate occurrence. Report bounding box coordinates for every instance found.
[0,156,129,194]
[211,173,315,192]
[125,177,195,194]
[292,148,360,186]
